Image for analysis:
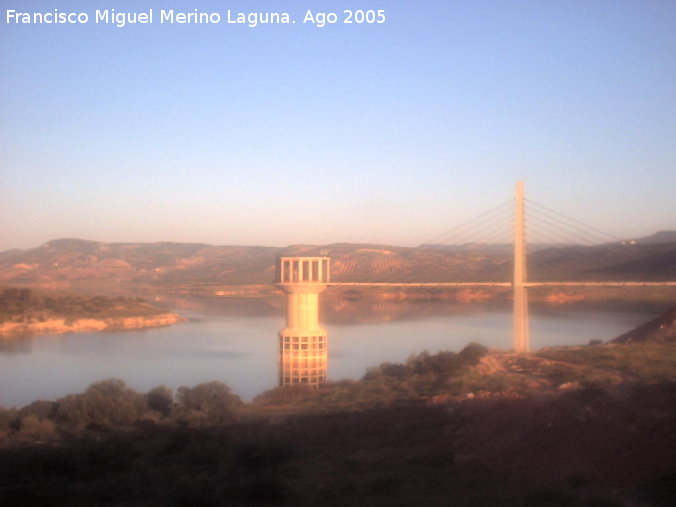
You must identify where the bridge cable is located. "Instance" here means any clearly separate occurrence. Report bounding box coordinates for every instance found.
[420,199,513,246]
[524,211,639,281]
[442,213,514,246]
[526,199,625,243]
[425,203,513,246]
[524,222,624,281]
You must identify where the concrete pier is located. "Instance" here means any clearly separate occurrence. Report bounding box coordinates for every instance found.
[275,256,330,387]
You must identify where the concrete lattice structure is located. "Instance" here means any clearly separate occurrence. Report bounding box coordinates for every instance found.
[275,257,330,387]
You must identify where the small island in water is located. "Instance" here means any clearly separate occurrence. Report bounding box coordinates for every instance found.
[0,286,183,336]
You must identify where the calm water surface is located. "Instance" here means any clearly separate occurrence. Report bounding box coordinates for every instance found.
[0,299,656,407]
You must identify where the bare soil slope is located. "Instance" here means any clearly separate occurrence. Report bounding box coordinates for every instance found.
[613,306,676,344]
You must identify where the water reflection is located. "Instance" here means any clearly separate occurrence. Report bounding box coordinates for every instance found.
[0,336,32,355]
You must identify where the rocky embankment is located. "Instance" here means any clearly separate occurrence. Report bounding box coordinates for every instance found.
[612,305,676,344]
[0,312,184,336]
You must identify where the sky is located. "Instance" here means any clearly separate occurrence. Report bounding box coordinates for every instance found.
[1,0,675,250]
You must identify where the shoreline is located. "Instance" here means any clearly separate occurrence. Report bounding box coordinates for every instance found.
[0,312,185,337]
[170,283,676,304]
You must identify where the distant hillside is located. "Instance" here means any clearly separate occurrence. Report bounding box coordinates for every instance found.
[0,235,675,293]
[634,230,676,244]
[0,239,280,293]
[529,241,676,281]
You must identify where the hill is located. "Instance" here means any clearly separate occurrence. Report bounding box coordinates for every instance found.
[635,230,676,244]
[0,235,675,294]
[0,239,280,293]
[612,306,676,344]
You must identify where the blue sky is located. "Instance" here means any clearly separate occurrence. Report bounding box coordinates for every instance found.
[1,0,675,250]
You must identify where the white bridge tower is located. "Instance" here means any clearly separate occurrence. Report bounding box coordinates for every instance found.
[513,180,529,353]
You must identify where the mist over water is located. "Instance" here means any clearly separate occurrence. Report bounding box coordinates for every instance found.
[0,299,656,408]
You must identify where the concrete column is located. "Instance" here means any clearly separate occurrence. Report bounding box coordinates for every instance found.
[513,180,530,353]
[284,286,324,332]
[276,256,331,386]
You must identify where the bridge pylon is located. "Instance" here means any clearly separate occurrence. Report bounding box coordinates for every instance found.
[513,180,530,353]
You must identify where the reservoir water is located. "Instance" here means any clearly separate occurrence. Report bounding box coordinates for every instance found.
[0,298,657,408]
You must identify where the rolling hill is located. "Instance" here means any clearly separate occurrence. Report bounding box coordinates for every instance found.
[0,235,675,294]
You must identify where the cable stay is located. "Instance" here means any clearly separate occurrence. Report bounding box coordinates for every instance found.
[526,199,626,243]
[420,199,513,247]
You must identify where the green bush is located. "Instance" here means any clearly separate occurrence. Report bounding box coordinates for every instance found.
[146,385,174,417]
[55,379,146,430]
[253,384,317,407]
[18,400,55,421]
[175,381,244,426]
[19,414,57,439]
[459,342,489,364]
[0,407,17,435]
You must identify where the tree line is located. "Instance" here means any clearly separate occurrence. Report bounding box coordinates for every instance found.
[0,343,492,441]
[0,287,162,323]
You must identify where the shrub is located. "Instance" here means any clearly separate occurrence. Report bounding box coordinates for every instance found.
[408,350,466,377]
[55,379,146,430]
[53,394,86,431]
[0,407,17,435]
[380,362,408,380]
[18,400,55,421]
[19,414,57,439]
[459,342,489,364]
[253,384,317,407]
[147,386,174,417]
[82,379,147,427]
[175,382,244,426]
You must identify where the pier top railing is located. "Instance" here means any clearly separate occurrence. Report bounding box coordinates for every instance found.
[276,256,330,284]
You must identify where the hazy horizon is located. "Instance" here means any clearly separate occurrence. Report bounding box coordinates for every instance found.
[2,1,675,251]
[3,227,675,253]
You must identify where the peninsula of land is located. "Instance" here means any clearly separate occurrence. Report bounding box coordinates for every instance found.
[0,287,183,336]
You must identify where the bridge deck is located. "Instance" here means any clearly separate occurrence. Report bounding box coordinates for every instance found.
[327,282,511,287]
[327,282,676,287]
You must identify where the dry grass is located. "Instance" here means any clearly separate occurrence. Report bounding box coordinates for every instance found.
[536,344,676,381]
